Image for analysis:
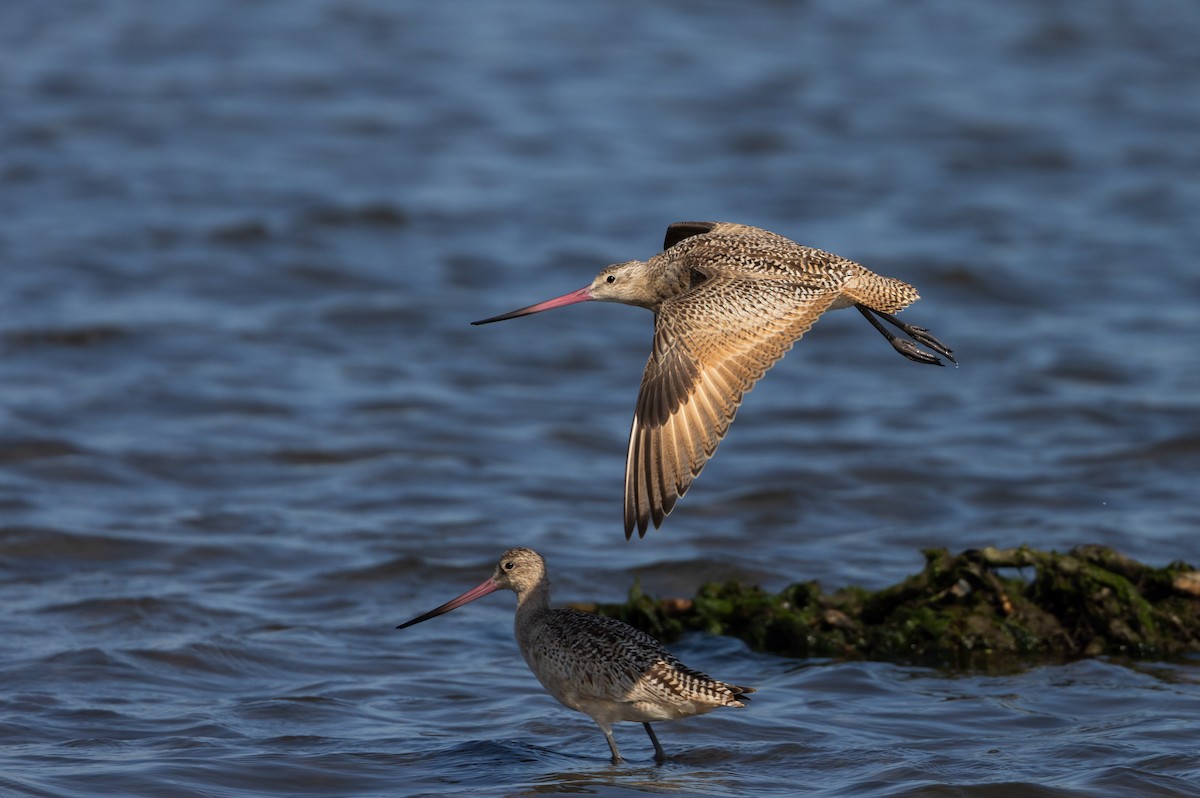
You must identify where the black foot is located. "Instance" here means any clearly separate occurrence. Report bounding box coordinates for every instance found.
[856,305,956,366]
[886,318,956,364]
[889,336,945,366]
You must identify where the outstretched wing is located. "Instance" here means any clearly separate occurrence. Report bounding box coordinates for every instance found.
[624,273,839,537]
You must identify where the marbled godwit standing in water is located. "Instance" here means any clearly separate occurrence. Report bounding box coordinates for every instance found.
[397,547,753,764]
[474,221,955,538]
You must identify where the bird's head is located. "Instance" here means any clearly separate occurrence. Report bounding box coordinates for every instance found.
[585,260,656,308]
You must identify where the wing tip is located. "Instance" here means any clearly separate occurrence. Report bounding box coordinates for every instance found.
[663,221,718,251]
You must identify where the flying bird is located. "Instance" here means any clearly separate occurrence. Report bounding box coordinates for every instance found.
[398,547,753,764]
[474,222,955,538]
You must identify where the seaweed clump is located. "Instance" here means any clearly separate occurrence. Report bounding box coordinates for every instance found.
[582,546,1200,668]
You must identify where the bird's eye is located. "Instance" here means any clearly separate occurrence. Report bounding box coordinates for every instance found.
[503,561,515,571]
[606,275,616,284]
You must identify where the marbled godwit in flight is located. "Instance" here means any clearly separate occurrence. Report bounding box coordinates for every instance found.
[474,221,955,538]
[397,547,753,764]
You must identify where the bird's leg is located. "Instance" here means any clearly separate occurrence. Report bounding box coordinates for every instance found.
[855,305,955,366]
[603,729,624,765]
[642,722,666,763]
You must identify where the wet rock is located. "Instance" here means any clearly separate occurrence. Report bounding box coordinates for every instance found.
[591,546,1200,669]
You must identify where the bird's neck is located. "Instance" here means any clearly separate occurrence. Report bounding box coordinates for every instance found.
[513,578,552,627]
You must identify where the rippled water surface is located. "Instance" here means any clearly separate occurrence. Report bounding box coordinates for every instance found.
[2,1,1199,796]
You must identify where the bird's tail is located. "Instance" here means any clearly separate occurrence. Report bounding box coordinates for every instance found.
[725,683,756,706]
[841,270,920,314]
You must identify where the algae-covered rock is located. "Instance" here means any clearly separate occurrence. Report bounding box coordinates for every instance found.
[585,546,1200,667]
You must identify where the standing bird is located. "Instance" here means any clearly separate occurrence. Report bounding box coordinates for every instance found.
[397,547,753,764]
[474,221,955,538]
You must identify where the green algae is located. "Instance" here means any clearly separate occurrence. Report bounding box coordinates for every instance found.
[583,546,1200,668]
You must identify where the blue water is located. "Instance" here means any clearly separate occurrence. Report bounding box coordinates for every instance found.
[1,1,1199,795]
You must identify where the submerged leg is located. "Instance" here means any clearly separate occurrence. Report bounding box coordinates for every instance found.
[642,722,666,763]
[602,728,623,765]
[855,305,956,366]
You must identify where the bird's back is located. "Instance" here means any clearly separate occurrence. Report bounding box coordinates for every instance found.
[517,608,752,725]
[659,222,920,314]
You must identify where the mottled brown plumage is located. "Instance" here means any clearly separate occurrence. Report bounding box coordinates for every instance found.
[474,222,955,538]
[398,547,753,764]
